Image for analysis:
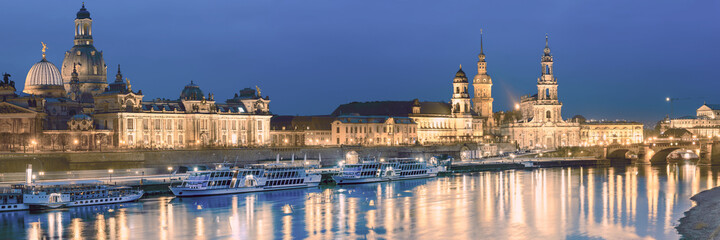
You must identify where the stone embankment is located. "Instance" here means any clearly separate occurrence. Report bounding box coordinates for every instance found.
[0,143,516,172]
[677,186,720,239]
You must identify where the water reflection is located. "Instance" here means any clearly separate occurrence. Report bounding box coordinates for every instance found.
[2,164,719,239]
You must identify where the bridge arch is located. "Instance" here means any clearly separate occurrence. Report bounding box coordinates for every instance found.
[607,149,638,160]
[649,148,681,164]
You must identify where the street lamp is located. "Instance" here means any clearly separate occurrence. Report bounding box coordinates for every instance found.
[108,169,114,184]
[30,140,37,153]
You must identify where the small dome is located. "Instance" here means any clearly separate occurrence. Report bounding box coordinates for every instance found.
[76,4,91,19]
[453,65,468,83]
[71,113,92,121]
[26,59,63,87]
[180,81,204,100]
[455,68,466,78]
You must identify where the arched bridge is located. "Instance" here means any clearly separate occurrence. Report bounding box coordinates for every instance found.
[603,140,720,165]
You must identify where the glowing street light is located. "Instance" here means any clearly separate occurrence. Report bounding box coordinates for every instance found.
[108,169,114,184]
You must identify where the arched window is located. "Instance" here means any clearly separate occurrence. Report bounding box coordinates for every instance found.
[455,87,459,94]
[546,88,551,99]
[546,110,551,119]
[545,65,550,74]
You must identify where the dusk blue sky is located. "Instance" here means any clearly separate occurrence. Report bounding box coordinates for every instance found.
[1,1,718,127]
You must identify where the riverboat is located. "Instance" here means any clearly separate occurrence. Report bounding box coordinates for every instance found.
[333,158,442,185]
[16,181,144,209]
[170,163,321,197]
[0,189,28,212]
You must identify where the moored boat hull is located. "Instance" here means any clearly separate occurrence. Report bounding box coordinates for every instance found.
[332,176,386,185]
[0,203,29,212]
[170,182,320,197]
[66,192,144,207]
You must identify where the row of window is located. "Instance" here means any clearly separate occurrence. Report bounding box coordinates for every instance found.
[336,137,415,145]
[337,125,415,134]
[400,164,425,171]
[266,178,304,186]
[400,170,427,176]
[208,180,232,187]
[126,119,264,131]
[265,171,300,179]
[75,197,123,205]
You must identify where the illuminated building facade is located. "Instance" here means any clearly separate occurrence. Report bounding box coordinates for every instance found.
[502,36,580,149]
[331,98,482,144]
[0,4,271,150]
[270,116,334,146]
[579,122,644,146]
[665,103,720,138]
[331,115,417,146]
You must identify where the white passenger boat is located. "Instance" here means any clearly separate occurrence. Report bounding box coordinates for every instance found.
[16,181,144,209]
[333,158,442,185]
[0,189,29,212]
[385,158,441,181]
[521,161,539,168]
[332,160,386,184]
[170,163,322,197]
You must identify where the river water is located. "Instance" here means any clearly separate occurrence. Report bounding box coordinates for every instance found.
[2,164,719,239]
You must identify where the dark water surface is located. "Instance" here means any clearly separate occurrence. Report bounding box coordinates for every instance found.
[2,164,718,239]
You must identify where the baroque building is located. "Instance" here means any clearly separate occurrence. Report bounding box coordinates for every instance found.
[579,121,644,146]
[502,36,580,149]
[472,32,494,129]
[663,103,720,138]
[270,116,334,147]
[331,99,482,144]
[0,4,271,151]
[331,115,417,146]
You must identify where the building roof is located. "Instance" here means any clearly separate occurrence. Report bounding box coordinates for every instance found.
[180,81,204,100]
[331,100,450,117]
[76,4,91,19]
[702,104,720,110]
[659,128,693,138]
[271,115,335,131]
[70,113,92,121]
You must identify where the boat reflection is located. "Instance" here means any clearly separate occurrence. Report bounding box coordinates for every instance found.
[3,164,719,239]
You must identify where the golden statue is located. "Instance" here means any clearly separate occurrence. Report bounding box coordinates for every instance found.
[126,78,132,91]
[255,85,261,97]
[41,42,48,59]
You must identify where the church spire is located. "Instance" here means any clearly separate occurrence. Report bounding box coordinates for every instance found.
[115,64,123,82]
[543,34,551,57]
[480,29,484,55]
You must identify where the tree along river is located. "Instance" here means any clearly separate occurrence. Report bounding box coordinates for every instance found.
[2,164,718,239]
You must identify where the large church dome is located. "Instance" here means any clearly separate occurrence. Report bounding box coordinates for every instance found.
[61,4,108,96]
[24,57,66,97]
[180,81,204,100]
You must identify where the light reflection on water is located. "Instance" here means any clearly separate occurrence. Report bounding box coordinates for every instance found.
[2,164,718,239]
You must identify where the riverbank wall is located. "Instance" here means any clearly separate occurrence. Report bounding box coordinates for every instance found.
[0,143,517,173]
